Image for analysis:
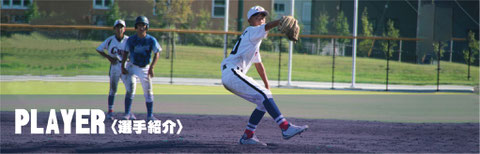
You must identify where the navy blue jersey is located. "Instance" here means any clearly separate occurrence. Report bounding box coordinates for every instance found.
[125,34,162,67]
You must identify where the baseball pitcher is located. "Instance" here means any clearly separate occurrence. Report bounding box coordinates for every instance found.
[221,6,307,146]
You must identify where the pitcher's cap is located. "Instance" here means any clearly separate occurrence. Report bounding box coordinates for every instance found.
[114,19,126,27]
[247,6,269,20]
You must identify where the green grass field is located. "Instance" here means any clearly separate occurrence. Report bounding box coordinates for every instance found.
[0,81,477,123]
[1,33,478,86]
[1,81,462,95]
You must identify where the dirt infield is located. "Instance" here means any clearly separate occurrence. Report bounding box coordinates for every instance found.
[1,111,478,153]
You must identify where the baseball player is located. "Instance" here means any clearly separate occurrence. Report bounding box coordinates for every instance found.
[95,19,134,120]
[121,16,162,121]
[221,6,308,146]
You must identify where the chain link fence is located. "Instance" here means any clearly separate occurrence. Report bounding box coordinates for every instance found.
[1,24,478,90]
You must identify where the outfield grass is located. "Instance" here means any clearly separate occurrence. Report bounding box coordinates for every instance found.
[0,81,479,123]
[1,81,477,123]
[1,33,478,86]
[2,94,478,123]
[0,81,469,95]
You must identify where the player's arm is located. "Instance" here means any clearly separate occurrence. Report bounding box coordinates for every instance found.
[265,19,281,31]
[96,39,117,63]
[255,62,270,90]
[96,50,117,64]
[148,52,160,78]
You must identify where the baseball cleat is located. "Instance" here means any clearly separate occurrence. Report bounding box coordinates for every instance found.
[122,113,137,120]
[282,124,308,140]
[146,115,158,121]
[239,134,267,146]
[106,112,115,120]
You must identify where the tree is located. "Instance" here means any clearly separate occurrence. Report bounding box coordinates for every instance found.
[25,1,40,23]
[153,0,193,58]
[433,42,447,59]
[334,11,350,55]
[261,10,278,52]
[105,1,122,26]
[463,31,479,64]
[188,9,223,47]
[314,11,329,55]
[358,7,374,57]
[381,19,399,58]
[153,0,193,28]
[292,14,306,53]
[316,13,329,35]
[195,9,212,30]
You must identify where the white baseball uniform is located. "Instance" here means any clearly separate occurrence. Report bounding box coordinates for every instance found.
[124,34,162,103]
[221,24,273,112]
[96,35,134,96]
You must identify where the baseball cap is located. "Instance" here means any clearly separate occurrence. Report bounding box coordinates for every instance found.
[247,6,269,20]
[113,19,126,27]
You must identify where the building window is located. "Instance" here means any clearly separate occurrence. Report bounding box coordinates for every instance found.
[274,3,285,13]
[302,2,311,23]
[212,0,225,18]
[93,0,113,9]
[1,0,32,9]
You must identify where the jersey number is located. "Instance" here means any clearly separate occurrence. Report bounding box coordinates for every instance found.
[230,38,242,55]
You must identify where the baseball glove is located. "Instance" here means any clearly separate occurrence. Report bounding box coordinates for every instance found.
[278,16,300,42]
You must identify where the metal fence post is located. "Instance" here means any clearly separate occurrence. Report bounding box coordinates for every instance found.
[277,37,282,87]
[468,46,472,80]
[436,41,441,91]
[449,39,453,62]
[170,32,174,84]
[398,40,402,62]
[386,40,390,91]
[331,38,336,89]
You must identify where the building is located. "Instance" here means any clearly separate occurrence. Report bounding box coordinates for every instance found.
[1,0,154,25]
[311,0,478,63]
[1,0,314,32]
